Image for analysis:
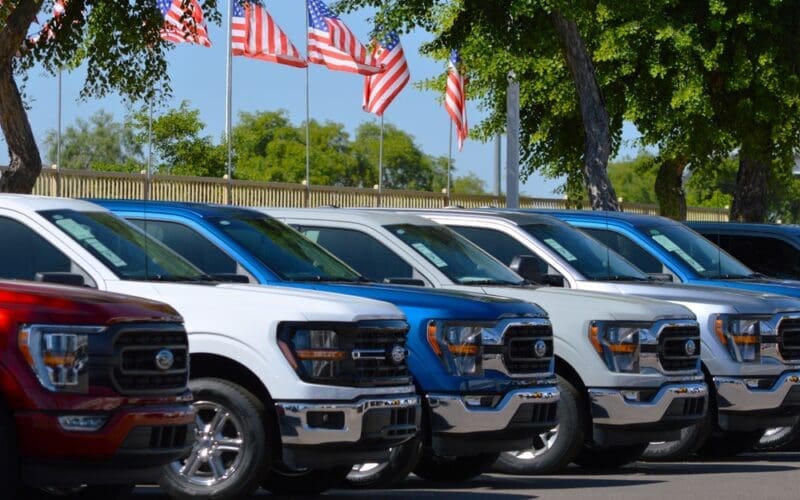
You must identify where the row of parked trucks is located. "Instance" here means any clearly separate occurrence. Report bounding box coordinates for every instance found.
[1,194,798,499]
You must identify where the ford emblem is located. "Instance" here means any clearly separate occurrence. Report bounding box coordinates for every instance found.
[390,345,407,365]
[534,340,548,358]
[684,339,697,357]
[155,349,175,371]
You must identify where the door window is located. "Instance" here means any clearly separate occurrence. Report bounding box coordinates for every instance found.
[0,216,75,280]
[582,228,664,274]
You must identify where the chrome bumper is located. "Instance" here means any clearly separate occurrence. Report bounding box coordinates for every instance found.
[426,386,560,434]
[589,383,708,426]
[715,371,800,412]
[275,395,419,446]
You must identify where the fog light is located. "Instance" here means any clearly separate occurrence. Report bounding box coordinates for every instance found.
[58,415,108,432]
[620,390,640,402]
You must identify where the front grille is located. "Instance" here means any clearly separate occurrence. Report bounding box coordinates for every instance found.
[351,324,410,386]
[502,324,553,374]
[510,402,558,426]
[121,424,192,450]
[779,319,800,361]
[112,326,189,395]
[665,397,705,417]
[658,326,701,372]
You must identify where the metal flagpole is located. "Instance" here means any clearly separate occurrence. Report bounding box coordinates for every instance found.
[56,68,62,197]
[224,0,234,204]
[447,119,452,200]
[304,0,311,206]
[378,114,384,193]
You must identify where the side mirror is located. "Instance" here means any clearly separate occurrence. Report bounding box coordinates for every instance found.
[509,255,544,282]
[648,273,674,282]
[384,277,426,287]
[210,273,251,283]
[35,272,85,287]
[544,274,565,287]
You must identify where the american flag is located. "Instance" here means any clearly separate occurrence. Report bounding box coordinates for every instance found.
[232,2,306,68]
[307,0,382,75]
[27,0,67,46]
[445,50,468,151]
[159,0,212,47]
[362,32,410,116]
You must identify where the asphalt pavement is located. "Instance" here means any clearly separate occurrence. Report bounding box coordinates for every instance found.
[132,451,800,499]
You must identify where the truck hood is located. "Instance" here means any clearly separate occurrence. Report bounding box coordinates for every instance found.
[290,282,547,321]
[578,281,800,315]
[475,285,694,322]
[105,281,405,323]
[693,278,800,300]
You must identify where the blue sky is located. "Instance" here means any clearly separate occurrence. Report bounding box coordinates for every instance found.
[1,1,641,197]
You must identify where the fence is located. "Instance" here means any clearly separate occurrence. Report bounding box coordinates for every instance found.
[20,167,728,221]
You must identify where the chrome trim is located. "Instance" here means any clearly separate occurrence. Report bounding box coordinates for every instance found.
[761,313,800,364]
[482,317,554,378]
[426,386,560,434]
[275,395,419,446]
[639,319,702,375]
[714,371,800,412]
[351,349,387,360]
[588,382,708,426]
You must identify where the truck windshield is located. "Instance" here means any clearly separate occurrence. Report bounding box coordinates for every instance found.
[520,223,650,281]
[385,224,525,285]
[207,216,363,282]
[39,210,208,281]
[640,223,754,279]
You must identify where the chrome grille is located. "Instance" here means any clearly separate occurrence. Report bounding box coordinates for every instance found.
[779,319,800,361]
[502,324,553,374]
[112,326,189,394]
[351,323,410,386]
[658,326,701,372]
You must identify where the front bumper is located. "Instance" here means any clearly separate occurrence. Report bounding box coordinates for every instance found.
[17,403,195,488]
[426,386,560,455]
[275,394,420,468]
[714,371,800,430]
[589,383,707,445]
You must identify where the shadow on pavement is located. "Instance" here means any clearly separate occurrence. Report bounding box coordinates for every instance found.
[567,460,798,475]
[396,474,660,491]
[133,487,537,499]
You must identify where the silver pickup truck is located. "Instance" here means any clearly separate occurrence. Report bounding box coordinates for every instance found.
[264,208,708,474]
[411,209,800,461]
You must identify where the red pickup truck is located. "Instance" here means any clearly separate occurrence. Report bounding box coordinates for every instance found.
[0,280,194,499]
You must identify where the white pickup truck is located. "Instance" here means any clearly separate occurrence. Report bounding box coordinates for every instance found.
[266,208,709,474]
[0,195,419,499]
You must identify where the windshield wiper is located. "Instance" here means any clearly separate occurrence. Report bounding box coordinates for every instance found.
[600,275,650,282]
[711,274,752,280]
[458,278,519,286]
[287,275,365,283]
[144,273,215,282]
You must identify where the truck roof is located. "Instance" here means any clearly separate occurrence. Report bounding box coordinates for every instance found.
[92,199,263,220]
[0,194,104,213]
[530,209,682,229]
[263,207,441,227]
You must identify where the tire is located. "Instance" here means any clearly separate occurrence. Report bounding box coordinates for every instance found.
[412,449,499,482]
[641,417,710,462]
[345,437,423,488]
[159,378,273,500]
[754,418,800,452]
[493,375,586,475]
[573,443,648,470]
[262,465,352,495]
[698,429,764,458]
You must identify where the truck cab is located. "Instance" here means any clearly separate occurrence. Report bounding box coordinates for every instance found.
[0,280,194,498]
[96,199,561,488]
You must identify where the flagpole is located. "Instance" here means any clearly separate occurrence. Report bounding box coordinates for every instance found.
[146,95,153,201]
[224,0,234,204]
[56,68,62,197]
[304,0,311,207]
[447,119,452,200]
[378,114,384,194]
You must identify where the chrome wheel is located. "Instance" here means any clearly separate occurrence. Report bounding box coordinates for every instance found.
[508,425,559,460]
[170,400,245,487]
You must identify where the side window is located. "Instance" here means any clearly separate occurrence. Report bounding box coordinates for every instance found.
[716,234,800,279]
[583,228,663,274]
[450,225,548,274]
[0,216,72,280]
[297,226,413,282]
[129,219,238,275]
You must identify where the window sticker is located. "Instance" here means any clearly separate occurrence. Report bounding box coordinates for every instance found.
[544,238,578,262]
[55,218,128,268]
[412,242,448,268]
[303,230,320,243]
[651,233,705,272]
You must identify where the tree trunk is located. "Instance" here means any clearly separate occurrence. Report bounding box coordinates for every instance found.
[730,153,769,222]
[0,1,45,193]
[550,11,619,211]
[655,158,687,221]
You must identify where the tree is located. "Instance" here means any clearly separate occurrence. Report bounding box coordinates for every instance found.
[608,154,658,205]
[450,172,487,195]
[43,109,142,172]
[130,101,226,177]
[0,0,220,193]
[336,0,621,209]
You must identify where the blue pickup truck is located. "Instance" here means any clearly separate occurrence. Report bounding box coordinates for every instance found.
[95,200,559,488]
[687,222,800,281]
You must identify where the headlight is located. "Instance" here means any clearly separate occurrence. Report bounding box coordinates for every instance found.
[278,328,346,381]
[427,321,484,376]
[18,325,98,393]
[715,315,762,362]
[589,322,648,373]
